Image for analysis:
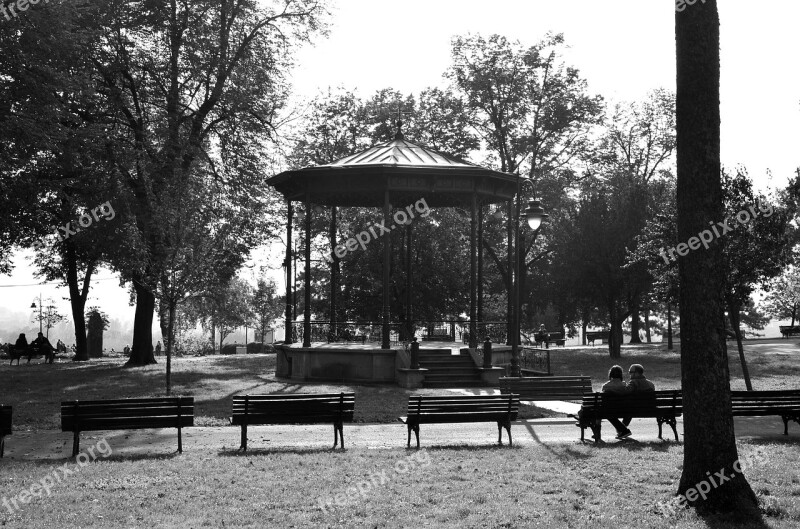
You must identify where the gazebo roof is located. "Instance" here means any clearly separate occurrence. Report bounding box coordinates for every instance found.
[268,137,519,208]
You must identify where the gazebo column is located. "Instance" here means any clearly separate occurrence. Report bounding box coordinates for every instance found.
[477,203,484,329]
[303,194,312,348]
[284,201,294,344]
[405,222,413,341]
[469,194,478,349]
[382,191,391,350]
[329,206,338,341]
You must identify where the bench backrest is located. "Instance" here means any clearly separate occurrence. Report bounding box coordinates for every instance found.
[499,376,592,401]
[231,393,355,425]
[730,390,800,413]
[61,397,194,432]
[0,405,10,436]
[406,394,520,420]
[581,390,682,417]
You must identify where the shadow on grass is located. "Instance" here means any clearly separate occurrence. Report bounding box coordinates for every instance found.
[408,443,515,451]
[217,447,347,456]
[586,438,676,452]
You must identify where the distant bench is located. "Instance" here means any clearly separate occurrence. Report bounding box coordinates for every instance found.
[534,332,566,348]
[499,376,592,402]
[779,326,800,338]
[585,331,609,346]
[1,405,10,458]
[731,390,800,435]
[398,394,519,448]
[61,397,194,456]
[575,390,682,442]
[231,393,355,450]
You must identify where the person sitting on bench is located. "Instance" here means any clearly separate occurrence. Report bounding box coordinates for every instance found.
[14,333,28,352]
[31,332,54,364]
[610,364,657,439]
[534,325,548,346]
[601,365,633,439]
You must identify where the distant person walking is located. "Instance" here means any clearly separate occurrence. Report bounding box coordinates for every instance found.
[155,341,162,356]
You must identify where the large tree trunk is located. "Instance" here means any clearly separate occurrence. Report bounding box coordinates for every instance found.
[675,0,758,514]
[65,245,93,361]
[644,305,652,343]
[791,304,797,327]
[127,280,157,366]
[727,301,753,391]
[629,296,642,343]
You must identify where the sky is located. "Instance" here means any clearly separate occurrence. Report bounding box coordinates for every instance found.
[1,0,798,342]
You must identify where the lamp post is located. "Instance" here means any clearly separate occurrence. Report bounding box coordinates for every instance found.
[509,179,548,378]
[30,293,42,334]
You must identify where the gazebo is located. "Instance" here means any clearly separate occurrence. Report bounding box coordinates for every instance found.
[267,128,528,384]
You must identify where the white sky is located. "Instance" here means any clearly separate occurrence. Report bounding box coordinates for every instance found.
[2,0,798,336]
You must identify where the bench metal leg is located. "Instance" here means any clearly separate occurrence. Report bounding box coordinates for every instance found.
[178,426,183,453]
[407,423,419,448]
[590,421,601,443]
[240,424,248,451]
[407,424,420,448]
[333,422,343,449]
[497,420,512,446]
[72,431,80,458]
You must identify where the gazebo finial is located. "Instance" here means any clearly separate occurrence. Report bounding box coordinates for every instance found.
[394,105,405,140]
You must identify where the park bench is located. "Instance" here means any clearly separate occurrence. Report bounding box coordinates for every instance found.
[779,325,800,338]
[499,376,592,401]
[730,390,800,435]
[533,331,566,348]
[8,345,34,365]
[585,331,609,346]
[398,394,520,448]
[231,393,355,450]
[1,405,10,458]
[574,390,682,442]
[61,397,194,457]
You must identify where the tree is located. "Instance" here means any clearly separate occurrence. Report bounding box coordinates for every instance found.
[761,261,800,326]
[86,0,328,366]
[32,298,66,339]
[214,278,253,352]
[252,277,283,344]
[449,33,604,336]
[720,168,793,390]
[675,0,759,515]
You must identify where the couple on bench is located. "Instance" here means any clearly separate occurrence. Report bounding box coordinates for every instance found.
[600,364,656,439]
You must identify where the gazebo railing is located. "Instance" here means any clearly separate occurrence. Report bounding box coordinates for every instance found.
[287,320,510,346]
[519,346,551,375]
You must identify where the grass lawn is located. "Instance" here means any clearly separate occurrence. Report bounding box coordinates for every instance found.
[1,439,798,528]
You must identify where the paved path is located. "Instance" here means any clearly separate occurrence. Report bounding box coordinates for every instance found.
[3,414,796,460]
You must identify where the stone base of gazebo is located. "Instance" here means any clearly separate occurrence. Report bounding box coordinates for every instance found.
[274,342,517,386]
[275,343,400,384]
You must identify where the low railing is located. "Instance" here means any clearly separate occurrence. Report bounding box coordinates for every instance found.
[287,320,510,345]
[519,346,551,375]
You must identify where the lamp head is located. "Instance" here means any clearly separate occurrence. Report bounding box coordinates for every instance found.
[524,199,548,230]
